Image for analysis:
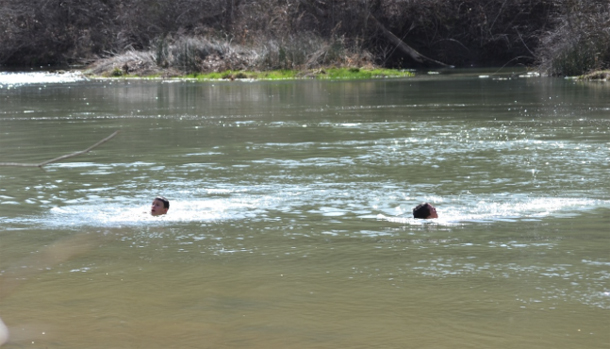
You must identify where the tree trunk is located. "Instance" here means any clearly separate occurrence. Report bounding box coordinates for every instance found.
[367,14,453,68]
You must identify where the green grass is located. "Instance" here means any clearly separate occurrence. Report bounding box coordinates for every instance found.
[314,67,413,79]
[181,67,413,81]
[93,67,413,81]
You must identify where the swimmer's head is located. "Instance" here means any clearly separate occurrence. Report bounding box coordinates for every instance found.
[413,202,438,219]
[151,196,169,216]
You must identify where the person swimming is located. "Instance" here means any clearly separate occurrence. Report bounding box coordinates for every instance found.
[413,202,438,219]
[151,196,169,216]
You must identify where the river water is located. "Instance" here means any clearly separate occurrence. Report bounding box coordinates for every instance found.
[0,70,608,348]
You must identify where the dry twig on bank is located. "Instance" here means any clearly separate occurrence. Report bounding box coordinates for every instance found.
[0,130,120,169]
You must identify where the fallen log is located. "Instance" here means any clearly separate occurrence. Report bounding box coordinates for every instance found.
[298,0,452,67]
[367,14,453,68]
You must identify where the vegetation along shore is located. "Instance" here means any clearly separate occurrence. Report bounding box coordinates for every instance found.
[1,0,608,79]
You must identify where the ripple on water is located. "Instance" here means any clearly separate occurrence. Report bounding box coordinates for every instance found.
[0,187,604,232]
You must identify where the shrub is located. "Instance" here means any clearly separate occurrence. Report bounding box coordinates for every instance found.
[536,0,610,76]
[4,0,606,74]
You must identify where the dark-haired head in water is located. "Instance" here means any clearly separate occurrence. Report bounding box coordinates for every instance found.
[413,203,438,219]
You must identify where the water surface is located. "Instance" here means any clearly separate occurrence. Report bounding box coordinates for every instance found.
[0,70,609,348]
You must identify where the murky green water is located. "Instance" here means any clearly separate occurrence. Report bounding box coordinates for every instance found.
[1,71,609,348]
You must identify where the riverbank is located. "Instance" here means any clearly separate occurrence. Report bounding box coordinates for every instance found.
[2,64,608,86]
[88,65,415,81]
[2,1,608,77]
[80,62,607,82]
[575,70,610,81]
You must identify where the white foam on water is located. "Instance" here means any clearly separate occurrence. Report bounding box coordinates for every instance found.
[377,196,609,225]
[39,194,279,229]
[1,190,607,231]
[0,71,86,87]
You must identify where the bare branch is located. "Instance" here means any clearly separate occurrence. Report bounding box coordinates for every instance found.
[0,130,120,169]
[368,14,453,68]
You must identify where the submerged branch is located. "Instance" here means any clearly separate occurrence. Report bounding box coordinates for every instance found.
[0,130,120,168]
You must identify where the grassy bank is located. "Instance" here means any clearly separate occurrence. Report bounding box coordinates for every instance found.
[98,67,414,81]
[577,70,610,81]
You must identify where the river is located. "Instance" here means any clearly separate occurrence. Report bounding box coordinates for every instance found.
[0,70,608,348]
